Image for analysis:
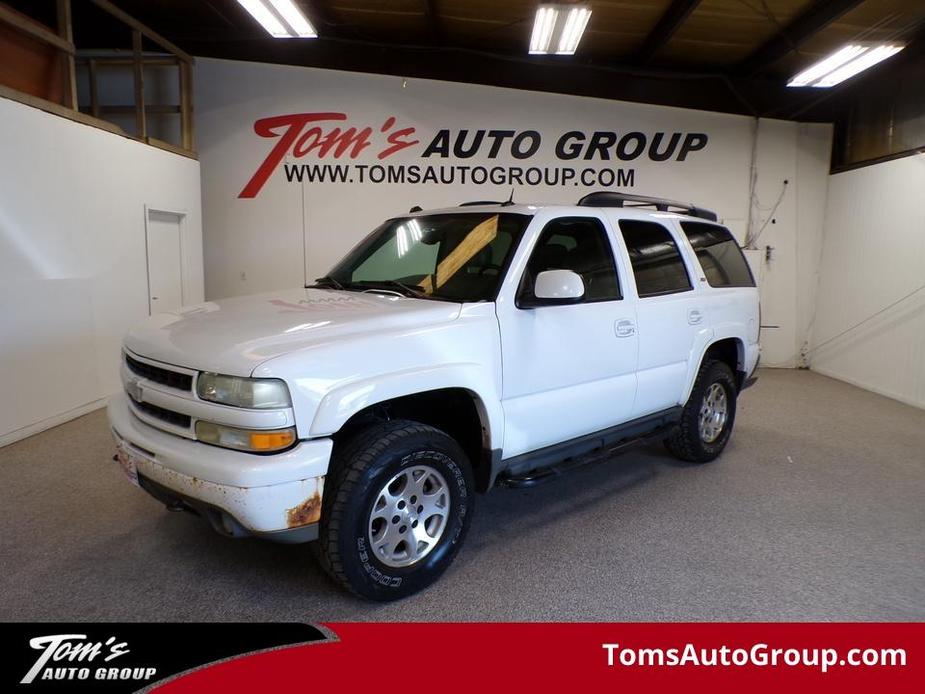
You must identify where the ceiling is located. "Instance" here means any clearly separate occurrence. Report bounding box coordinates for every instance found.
[8,0,925,118]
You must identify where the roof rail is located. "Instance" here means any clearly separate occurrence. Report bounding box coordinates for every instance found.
[459,200,504,207]
[577,191,718,222]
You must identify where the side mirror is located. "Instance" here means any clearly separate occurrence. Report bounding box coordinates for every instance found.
[528,269,585,306]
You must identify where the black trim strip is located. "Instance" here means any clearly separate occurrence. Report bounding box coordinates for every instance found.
[499,406,683,480]
[126,353,193,391]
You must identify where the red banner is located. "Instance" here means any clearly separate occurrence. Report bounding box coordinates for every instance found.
[153,623,922,693]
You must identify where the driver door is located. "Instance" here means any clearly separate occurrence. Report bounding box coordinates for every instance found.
[496,214,638,459]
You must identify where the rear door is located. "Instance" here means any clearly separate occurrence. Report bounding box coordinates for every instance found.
[614,216,713,417]
[678,220,761,372]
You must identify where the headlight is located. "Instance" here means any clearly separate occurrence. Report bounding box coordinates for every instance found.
[195,421,296,453]
[197,373,291,409]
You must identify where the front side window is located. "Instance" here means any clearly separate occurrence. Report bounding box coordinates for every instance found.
[681,222,755,288]
[619,220,693,298]
[518,217,621,303]
[327,212,530,302]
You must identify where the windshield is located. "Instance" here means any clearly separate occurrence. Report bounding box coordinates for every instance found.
[325,212,531,302]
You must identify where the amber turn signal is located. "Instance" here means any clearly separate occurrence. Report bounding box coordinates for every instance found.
[195,421,296,453]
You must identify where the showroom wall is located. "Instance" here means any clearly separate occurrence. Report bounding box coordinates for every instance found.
[0,97,204,445]
[749,118,833,368]
[810,154,925,409]
[195,58,831,369]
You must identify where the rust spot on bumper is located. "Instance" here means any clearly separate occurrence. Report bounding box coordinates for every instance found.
[286,491,322,528]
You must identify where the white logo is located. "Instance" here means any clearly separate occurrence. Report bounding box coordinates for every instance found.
[125,378,143,403]
[20,634,155,684]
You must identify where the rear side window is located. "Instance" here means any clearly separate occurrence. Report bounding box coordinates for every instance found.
[618,220,692,297]
[681,222,755,288]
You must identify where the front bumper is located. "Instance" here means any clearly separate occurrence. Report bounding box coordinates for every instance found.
[107,392,332,542]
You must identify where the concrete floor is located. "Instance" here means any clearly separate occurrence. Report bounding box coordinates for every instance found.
[0,369,923,621]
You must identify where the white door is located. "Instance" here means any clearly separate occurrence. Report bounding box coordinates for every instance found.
[614,217,711,417]
[145,209,184,314]
[497,214,638,459]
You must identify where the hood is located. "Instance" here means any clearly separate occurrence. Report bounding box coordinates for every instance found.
[124,288,462,376]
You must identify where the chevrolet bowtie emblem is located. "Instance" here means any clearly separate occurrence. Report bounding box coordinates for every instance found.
[126,378,143,403]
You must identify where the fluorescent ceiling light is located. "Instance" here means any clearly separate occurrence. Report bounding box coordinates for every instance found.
[270,0,317,37]
[557,6,592,54]
[814,44,904,87]
[530,6,558,54]
[787,43,904,88]
[787,45,868,87]
[238,0,318,39]
[529,4,592,55]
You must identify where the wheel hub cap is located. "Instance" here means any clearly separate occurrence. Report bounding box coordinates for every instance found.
[367,464,450,568]
[698,383,728,443]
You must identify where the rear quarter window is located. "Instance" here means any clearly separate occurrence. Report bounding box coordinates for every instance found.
[680,222,755,288]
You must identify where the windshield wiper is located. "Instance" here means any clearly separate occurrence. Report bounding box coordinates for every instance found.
[355,279,430,299]
[310,275,348,290]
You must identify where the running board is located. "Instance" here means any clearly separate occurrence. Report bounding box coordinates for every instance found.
[497,408,681,489]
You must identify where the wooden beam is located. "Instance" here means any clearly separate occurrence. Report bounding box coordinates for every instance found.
[132,30,146,139]
[145,136,198,160]
[737,0,865,76]
[0,84,198,160]
[0,3,74,54]
[80,104,181,115]
[88,58,100,118]
[56,0,78,109]
[179,60,194,151]
[634,0,702,64]
[0,83,123,135]
[76,56,180,67]
[90,0,194,63]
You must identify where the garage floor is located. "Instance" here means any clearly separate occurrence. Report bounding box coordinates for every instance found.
[1,369,922,621]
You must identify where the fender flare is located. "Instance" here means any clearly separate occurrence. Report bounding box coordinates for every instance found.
[681,327,745,403]
[308,363,503,450]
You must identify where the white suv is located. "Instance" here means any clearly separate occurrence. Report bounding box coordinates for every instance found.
[108,192,760,600]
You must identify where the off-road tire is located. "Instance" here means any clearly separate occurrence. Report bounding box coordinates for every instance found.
[664,359,737,463]
[313,419,474,601]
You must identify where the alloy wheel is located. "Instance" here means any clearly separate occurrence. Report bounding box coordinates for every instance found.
[698,382,728,443]
[367,464,450,568]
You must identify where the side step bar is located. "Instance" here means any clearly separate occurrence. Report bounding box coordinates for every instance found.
[497,407,682,489]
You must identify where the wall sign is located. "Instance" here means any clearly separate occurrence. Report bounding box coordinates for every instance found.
[238,111,712,198]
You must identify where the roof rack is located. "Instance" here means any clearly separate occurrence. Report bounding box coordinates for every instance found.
[577,191,718,222]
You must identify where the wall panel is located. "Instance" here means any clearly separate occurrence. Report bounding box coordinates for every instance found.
[0,96,204,445]
[810,154,925,408]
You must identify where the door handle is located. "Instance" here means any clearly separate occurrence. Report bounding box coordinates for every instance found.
[614,318,636,338]
[688,309,704,325]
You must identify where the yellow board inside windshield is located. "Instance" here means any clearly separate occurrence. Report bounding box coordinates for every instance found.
[421,214,499,294]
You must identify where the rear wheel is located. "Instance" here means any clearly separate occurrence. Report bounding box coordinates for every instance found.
[665,359,737,463]
[313,419,474,601]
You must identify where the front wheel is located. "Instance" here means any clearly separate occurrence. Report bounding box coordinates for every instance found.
[664,359,737,463]
[313,420,474,601]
